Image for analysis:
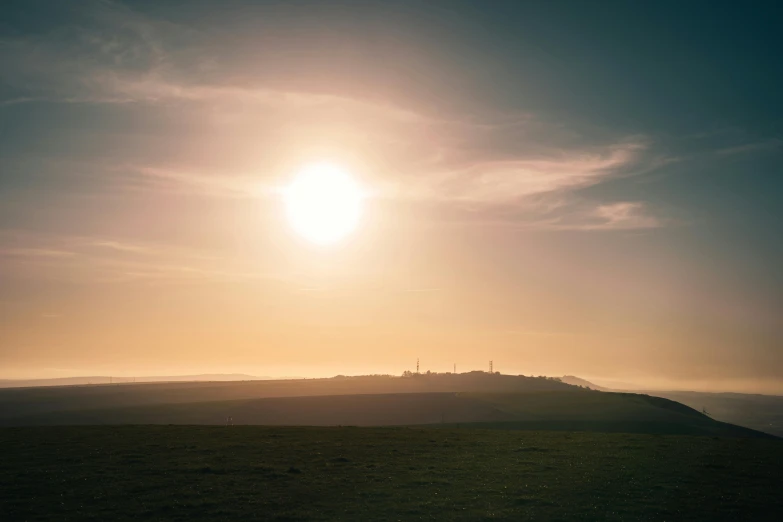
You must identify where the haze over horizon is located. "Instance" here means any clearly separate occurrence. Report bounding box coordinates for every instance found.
[1,1,781,394]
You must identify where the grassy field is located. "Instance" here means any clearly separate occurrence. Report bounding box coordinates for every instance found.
[1,426,781,521]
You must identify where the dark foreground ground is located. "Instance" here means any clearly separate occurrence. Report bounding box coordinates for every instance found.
[1,426,781,521]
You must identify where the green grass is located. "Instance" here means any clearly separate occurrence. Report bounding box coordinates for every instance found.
[1,426,781,521]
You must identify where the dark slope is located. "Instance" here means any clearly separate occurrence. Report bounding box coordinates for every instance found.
[0,393,512,427]
[444,392,767,438]
[446,392,773,437]
[0,373,574,421]
[642,390,783,438]
[1,390,773,438]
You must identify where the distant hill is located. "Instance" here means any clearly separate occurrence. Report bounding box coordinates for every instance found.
[588,378,649,391]
[0,374,265,388]
[559,376,607,390]
[0,374,773,437]
[0,373,576,420]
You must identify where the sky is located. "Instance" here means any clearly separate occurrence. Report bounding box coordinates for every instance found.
[0,0,781,392]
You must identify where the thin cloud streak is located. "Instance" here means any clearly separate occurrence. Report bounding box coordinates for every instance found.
[715,138,783,156]
[88,240,149,253]
[0,0,671,232]
[411,142,647,204]
[0,231,280,285]
[486,201,666,231]
[0,248,78,259]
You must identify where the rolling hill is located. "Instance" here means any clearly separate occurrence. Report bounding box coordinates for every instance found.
[0,374,264,388]
[642,390,783,438]
[0,374,772,438]
[0,372,573,421]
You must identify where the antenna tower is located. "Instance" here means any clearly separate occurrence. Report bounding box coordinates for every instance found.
[416,358,420,374]
[489,360,493,373]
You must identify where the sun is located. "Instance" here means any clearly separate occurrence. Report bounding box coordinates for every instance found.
[283,163,364,245]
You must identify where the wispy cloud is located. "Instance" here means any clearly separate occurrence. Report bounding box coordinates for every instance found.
[87,240,149,253]
[715,138,783,156]
[121,165,264,198]
[485,199,667,231]
[407,142,647,203]
[0,0,671,232]
[0,231,278,284]
[587,202,663,230]
[0,247,78,258]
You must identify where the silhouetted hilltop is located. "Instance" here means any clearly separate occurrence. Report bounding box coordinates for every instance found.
[4,372,771,437]
[559,375,607,391]
[0,372,574,421]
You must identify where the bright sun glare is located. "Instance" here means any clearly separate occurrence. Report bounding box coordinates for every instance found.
[284,163,364,245]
